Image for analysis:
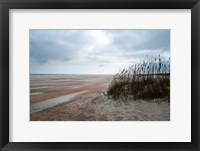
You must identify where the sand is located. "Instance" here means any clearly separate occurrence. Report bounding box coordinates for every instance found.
[30,74,170,121]
[31,93,170,121]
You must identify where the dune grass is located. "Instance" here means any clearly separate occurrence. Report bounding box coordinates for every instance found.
[107,55,170,106]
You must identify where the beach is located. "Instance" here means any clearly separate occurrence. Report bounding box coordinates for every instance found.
[30,74,170,121]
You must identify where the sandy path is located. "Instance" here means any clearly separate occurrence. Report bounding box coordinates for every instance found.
[30,91,88,113]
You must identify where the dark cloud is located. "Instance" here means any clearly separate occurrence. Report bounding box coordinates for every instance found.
[108,30,170,58]
[30,30,91,63]
[108,30,169,50]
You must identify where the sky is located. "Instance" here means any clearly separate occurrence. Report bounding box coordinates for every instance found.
[30,29,170,74]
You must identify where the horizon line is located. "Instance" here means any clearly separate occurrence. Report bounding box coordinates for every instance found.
[30,73,115,75]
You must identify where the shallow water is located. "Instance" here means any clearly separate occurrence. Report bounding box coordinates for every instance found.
[30,91,88,114]
[30,92,43,96]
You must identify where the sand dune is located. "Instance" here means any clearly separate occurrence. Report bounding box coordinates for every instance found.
[31,92,170,121]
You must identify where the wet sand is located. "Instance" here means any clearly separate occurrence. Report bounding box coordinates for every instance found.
[30,74,170,121]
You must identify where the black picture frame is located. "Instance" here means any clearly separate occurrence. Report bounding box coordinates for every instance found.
[0,0,199,151]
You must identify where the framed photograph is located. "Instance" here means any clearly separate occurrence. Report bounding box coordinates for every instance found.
[0,0,199,150]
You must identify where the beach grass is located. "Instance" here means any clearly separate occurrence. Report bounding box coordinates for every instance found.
[107,55,170,106]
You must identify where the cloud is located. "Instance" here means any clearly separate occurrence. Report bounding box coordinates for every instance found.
[30,29,170,74]
[107,30,170,59]
[109,30,169,50]
[30,30,92,63]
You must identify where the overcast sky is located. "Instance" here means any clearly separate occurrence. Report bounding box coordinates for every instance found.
[30,29,170,74]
